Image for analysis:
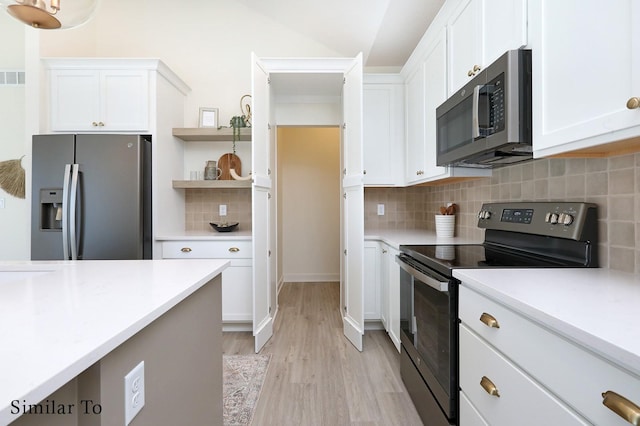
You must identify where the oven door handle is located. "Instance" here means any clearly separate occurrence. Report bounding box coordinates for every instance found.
[396,255,449,292]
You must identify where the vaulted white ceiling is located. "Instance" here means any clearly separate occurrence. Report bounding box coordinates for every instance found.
[237,0,445,70]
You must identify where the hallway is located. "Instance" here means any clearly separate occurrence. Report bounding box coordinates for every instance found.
[222,282,423,425]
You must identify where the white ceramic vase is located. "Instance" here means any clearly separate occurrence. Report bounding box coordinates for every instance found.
[435,214,455,238]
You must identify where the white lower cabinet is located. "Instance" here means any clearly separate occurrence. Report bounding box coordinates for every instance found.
[382,243,400,352]
[364,242,381,322]
[161,240,252,329]
[459,284,640,426]
[365,240,401,351]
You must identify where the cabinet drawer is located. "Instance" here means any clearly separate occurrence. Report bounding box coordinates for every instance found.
[161,241,252,259]
[460,390,489,426]
[460,324,588,426]
[460,285,640,426]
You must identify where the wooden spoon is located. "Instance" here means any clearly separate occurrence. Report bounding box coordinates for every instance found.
[440,206,447,215]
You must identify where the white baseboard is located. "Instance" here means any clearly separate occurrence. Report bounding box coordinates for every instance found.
[364,320,385,331]
[222,323,252,332]
[283,273,340,283]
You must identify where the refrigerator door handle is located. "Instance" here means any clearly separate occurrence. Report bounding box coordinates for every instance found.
[62,164,72,260]
[69,164,80,260]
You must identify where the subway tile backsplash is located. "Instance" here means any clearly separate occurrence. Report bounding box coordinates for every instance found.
[365,153,640,273]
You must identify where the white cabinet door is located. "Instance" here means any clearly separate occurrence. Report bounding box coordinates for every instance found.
[100,70,150,131]
[531,0,640,156]
[405,63,426,184]
[384,244,401,352]
[222,259,253,323]
[448,0,482,94]
[482,0,528,66]
[423,28,449,180]
[363,76,404,186]
[447,0,528,95]
[50,70,100,131]
[364,242,381,321]
[379,245,389,331]
[50,69,149,132]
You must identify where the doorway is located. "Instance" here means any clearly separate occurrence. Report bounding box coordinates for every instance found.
[276,126,341,290]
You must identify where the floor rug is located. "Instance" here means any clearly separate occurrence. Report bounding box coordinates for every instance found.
[223,354,271,426]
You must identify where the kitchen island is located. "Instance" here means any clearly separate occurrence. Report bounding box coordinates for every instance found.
[0,259,228,426]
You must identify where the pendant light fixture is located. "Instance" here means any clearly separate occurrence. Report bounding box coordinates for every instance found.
[0,0,99,29]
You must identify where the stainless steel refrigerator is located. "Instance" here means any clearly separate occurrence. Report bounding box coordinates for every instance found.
[31,134,152,260]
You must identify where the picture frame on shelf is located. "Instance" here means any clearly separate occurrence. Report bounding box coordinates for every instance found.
[199,107,219,128]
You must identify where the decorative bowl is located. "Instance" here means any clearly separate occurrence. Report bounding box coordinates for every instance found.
[209,222,239,232]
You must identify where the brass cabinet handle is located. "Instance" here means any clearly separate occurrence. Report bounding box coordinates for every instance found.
[602,390,640,425]
[229,247,240,253]
[473,64,482,72]
[468,69,474,77]
[98,121,105,126]
[480,376,500,397]
[180,247,192,253]
[92,121,98,126]
[480,312,500,328]
[627,97,640,110]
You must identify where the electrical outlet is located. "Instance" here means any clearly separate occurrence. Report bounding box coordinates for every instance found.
[377,204,385,216]
[124,361,145,425]
[219,204,227,216]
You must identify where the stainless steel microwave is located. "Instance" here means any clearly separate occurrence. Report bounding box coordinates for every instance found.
[436,49,532,168]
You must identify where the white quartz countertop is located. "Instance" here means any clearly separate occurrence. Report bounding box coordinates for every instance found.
[0,259,229,425]
[365,228,481,249]
[454,268,640,377]
[156,229,252,240]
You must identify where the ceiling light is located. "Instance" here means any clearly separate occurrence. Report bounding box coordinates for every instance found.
[0,0,99,29]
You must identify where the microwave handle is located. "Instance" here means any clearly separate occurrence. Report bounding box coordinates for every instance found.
[472,85,481,139]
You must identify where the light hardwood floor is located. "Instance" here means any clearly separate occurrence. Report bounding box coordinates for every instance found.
[222,282,424,426]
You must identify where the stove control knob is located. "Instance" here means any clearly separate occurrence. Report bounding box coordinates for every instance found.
[550,213,559,224]
[483,211,491,219]
[477,210,484,219]
[562,213,574,226]
[545,212,552,223]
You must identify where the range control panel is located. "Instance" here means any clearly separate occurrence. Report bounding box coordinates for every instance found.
[477,202,598,241]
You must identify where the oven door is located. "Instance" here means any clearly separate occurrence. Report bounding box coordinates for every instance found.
[398,253,458,422]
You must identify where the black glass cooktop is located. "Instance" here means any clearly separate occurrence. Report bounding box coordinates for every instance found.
[400,244,584,277]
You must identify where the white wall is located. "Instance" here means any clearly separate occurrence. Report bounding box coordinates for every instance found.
[0,13,28,260]
[278,127,340,282]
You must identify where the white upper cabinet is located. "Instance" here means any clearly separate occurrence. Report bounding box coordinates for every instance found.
[363,74,404,186]
[530,1,640,156]
[447,0,527,95]
[447,0,482,94]
[404,62,426,184]
[49,68,150,132]
[402,18,490,185]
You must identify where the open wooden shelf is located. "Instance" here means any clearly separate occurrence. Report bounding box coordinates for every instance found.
[172,127,251,142]
[172,180,252,189]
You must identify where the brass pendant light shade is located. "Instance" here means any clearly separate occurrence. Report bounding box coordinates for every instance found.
[1,0,99,30]
[8,4,61,29]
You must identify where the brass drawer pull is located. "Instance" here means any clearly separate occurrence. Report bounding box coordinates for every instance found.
[627,97,640,110]
[480,312,500,328]
[180,247,192,253]
[602,390,640,425]
[480,376,500,398]
[229,247,240,253]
